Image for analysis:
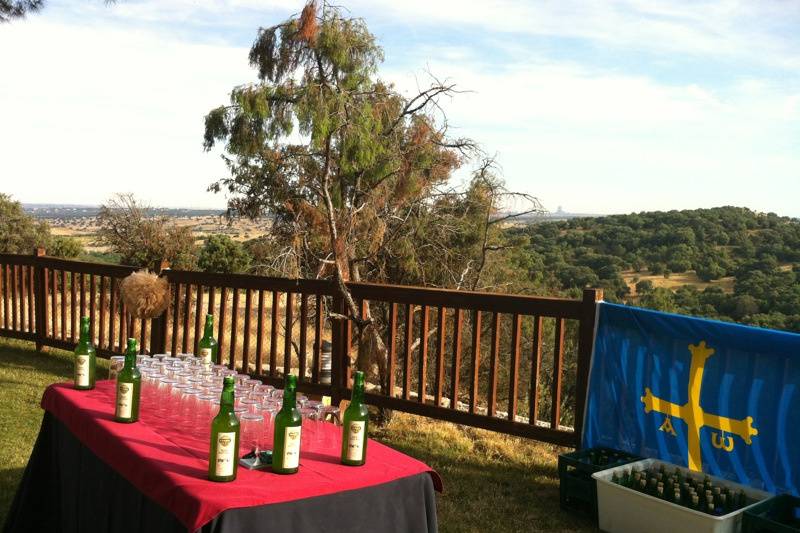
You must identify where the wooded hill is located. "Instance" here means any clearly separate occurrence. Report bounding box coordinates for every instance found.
[510,206,800,332]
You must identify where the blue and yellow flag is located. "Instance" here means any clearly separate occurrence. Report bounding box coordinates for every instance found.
[582,302,800,495]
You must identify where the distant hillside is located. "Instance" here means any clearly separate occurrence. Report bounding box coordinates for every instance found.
[509,206,800,332]
[23,204,224,220]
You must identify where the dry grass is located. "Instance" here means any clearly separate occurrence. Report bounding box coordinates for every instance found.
[622,269,735,295]
[50,215,272,252]
[373,411,595,532]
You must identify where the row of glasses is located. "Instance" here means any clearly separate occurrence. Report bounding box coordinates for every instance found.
[116,352,345,459]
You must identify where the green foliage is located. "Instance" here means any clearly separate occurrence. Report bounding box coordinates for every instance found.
[80,251,123,264]
[0,0,43,22]
[0,194,50,253]
[639,287,677,313]
[95,194,197,270]
[49,235,83,258]
[198,235,251,274]
[635,279,654,294]
[509,206,800,332]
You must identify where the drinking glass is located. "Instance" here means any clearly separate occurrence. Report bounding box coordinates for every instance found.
[138,367,159,413]
[240,378,260,391]
[176,371,194,384]
[177,387,203,434]
[319,406,342,453]
[254,384,274,396]
[154,376,179,424]
[261,400,280,449]
[167,383,193,425]
[248,391,271,406]
[240,413,265,465]
[300,407,323,453]
[197,394,219,442]
[304,400,324,412]
[239,397,261,415]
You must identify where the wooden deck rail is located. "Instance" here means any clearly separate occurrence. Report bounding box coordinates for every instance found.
[0,250,602,448]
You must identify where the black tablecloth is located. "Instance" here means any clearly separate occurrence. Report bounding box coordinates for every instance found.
[3,413,438,533]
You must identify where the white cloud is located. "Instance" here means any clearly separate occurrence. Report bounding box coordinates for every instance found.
[0,18,252,208]
[351,0,800,70]
[383,57,799,215]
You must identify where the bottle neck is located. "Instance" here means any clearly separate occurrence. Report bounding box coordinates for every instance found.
[78,321,91,345]
[282,387,296,410]
[123,346,137,370]
[351,380,365,404]
[203,318,214,339]
[219,385,235,412]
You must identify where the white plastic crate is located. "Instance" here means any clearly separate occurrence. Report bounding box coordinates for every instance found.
[592,459,772,533]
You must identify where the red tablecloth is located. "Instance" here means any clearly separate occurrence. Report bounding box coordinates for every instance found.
[41,381,441,531]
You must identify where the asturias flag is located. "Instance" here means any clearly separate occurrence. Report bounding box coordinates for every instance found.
[583,302,800,495]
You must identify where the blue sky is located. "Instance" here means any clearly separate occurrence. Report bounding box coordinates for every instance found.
[1,0,798,216]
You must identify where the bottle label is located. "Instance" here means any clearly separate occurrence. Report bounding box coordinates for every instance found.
[283,426,302,469]
[214,431,237,477]
[346,421,366,462]
[199,347,212,364]
[75,355,90,387]
[115,381,133,419]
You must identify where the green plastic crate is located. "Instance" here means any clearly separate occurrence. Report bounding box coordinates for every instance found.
[743,495,800,533]
[558,447,641,523]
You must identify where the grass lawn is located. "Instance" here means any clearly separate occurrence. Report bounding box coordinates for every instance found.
[0,338,594,532]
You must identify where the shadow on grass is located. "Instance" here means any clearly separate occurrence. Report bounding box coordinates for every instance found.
[0,340,72,373]
[0,467,25,528]
[433,456,596,533]
[375,428,598,533]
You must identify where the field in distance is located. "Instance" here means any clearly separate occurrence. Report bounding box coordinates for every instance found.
[33,206,271,254]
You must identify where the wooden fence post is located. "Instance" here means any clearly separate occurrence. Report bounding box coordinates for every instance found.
[149,259,170,355]
[32,247,46,352]
[574,287,603,449]
[330,293,349,404]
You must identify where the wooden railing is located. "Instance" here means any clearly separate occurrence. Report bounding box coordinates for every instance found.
[0,250,602,448]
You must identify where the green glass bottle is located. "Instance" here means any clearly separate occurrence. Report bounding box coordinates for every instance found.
[198,314,219,365]
[341,370,369,466]
[74,316,96,390]
[208,376,240,482]
[114,338,141,423]
[272,374,302,474]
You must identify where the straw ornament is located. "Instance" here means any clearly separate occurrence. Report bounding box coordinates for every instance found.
[119,270,170,319]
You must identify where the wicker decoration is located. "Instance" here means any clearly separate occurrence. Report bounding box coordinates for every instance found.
[119,270,170,319]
